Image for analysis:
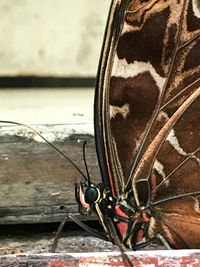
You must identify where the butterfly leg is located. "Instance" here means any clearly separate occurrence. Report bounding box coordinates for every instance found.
[103,216,134,267]
[50,214,69,252]
[133,237,157,250]
[68,213,108,240]
[156,234,172,249]
[51,213,109,253]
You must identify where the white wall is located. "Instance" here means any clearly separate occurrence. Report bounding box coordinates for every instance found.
[0,0,110,77]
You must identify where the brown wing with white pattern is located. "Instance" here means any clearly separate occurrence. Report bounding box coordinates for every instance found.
[95,0,200,198]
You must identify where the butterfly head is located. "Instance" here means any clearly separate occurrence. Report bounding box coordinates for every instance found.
[75,181,101,215]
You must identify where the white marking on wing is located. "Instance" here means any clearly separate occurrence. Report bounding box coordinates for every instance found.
[157,112,200,165]
[154,159,169,186]
[192,155,200,165]
[166,130,200,164]
[110,103,130,119]
[111,58,165,91]
[194,196,200,214]
[157,110,169,122]
[193,0,200,18]
[121,22,133,35]
[166,129,187,156]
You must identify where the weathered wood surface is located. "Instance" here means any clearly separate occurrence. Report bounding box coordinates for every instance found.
[0,123,100,224]
[0,250,200,267]
[0,222,163,256]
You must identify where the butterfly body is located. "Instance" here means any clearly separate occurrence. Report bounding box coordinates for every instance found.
[77,179,156,249]
[77,0,200,251]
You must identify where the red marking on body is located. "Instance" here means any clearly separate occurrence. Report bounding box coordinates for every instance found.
[137,229,144,242]
[143,213,150,222]
[106,157,116,198]
[117,221,128,239]
[134,212,141,225]
[79,186,90,211]
[115,205,129,219]
[151,174,157,200]
[136,212,140,218]
[161,223,179,248]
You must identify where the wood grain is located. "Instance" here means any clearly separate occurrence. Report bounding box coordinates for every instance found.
[0,123,100,224]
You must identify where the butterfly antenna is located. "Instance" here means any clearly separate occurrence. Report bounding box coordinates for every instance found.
[0,120,87,180]
[82,141,91,184]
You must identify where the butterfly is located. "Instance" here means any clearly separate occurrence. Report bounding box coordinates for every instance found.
[76,0,200,254]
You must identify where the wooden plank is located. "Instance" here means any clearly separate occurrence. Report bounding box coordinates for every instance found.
[0,221,164,254]
[0,88,94,125]
[0,123,100,224]
[0,250,200,266]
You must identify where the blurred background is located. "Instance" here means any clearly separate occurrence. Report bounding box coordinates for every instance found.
[0,0,110,125]
[0,0,111,227]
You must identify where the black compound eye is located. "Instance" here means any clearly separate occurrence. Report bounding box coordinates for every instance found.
[85,186,99,204]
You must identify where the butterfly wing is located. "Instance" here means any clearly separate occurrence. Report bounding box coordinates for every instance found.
[153,197,200,248]
[94,0,200,250]
[95,0,200,199]
[95,0,130,196]
[145,92,200,248]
